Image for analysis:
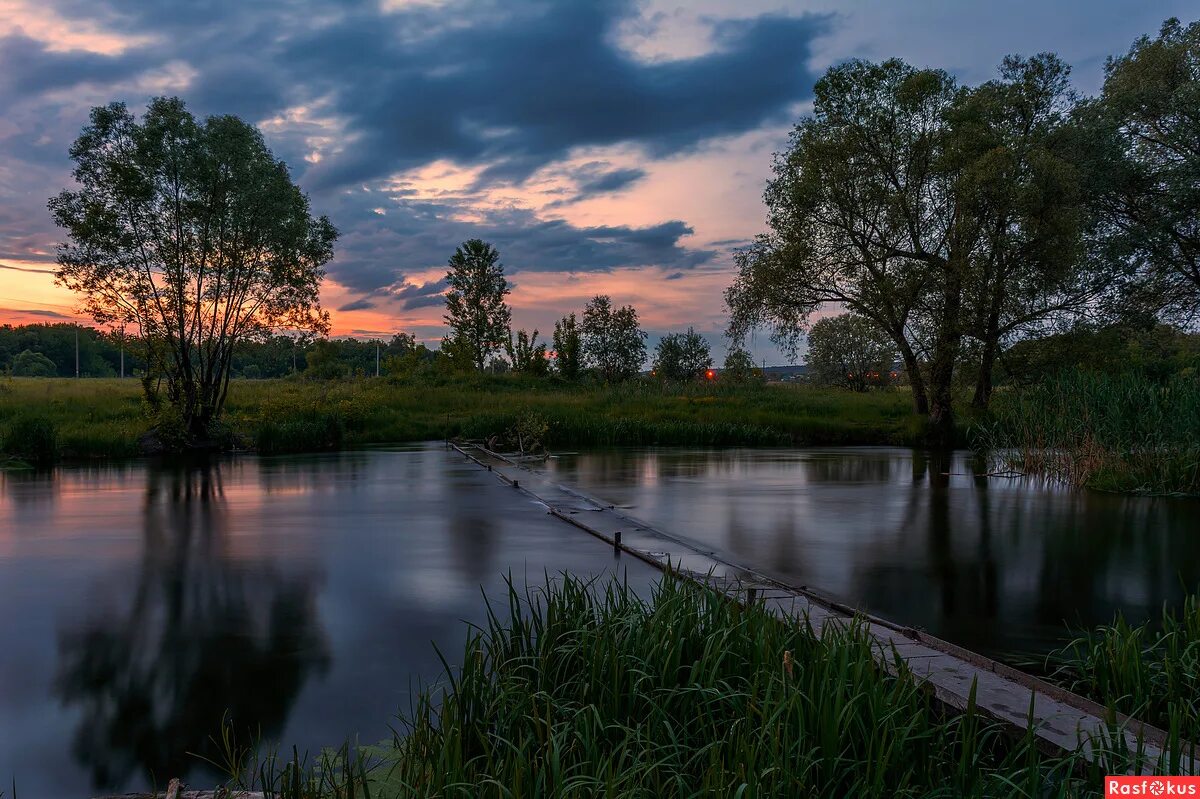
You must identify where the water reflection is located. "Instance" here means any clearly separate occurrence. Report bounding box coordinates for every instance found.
[55,461,329,789]
[0,446,662,798]
[540,448,1200,655]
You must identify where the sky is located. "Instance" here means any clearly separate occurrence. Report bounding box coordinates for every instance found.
[0,0,1192,363]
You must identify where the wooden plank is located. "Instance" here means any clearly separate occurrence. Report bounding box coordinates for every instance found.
[449,441,1194,775]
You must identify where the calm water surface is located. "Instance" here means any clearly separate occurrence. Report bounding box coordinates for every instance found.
[4,445,1199,797]
[0,445,659,798]
[539,447,1200,656]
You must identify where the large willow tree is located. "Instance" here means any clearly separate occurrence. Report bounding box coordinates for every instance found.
[727,57,1097,440]
[50,98,337,442]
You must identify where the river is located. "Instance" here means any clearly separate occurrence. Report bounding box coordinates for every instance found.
[2,444,1198,796]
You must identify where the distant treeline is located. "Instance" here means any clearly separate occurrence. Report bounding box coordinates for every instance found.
[6,320,1197,386]
[0,323,427,380]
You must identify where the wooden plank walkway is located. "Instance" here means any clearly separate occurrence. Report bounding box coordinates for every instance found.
[92,442,1191,797]
[450,441,1193,775]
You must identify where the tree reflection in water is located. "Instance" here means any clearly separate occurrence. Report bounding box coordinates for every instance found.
[55,460,330,791]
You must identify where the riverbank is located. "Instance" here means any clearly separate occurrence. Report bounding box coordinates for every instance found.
[0,375,923,462]
[216,575,1175,798]
[984,371,1200,495]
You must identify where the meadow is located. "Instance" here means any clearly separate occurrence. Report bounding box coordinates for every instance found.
[0,375,922,463]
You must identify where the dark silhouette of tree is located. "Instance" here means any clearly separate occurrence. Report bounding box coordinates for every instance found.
[1093,18,1200,323]
[49,98,336,441]
[805,313,897,391]
[506,329,548,375]
[652,328,712,381]
[552,314,583,380]
[581,295,646,381]
[55,462,329,791]
[442,239,512,371]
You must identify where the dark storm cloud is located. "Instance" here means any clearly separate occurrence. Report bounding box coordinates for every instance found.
[35,0,825,190]
[4,0,826,300]
[295,2,828,189]
[1,308,72,319]
[544,163,648,208]
[323,190,713,299]
[337,298,376,312]
[0,33,152,96]
[578,167,646,196]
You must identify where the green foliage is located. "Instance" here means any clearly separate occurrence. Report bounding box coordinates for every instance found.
[651,327,711,381]
[0,414,58,466]
[806,313,898,391]
[505,329,548,376]
[0,375,930,460]
[1044,593,1200,743]
[1097,17,1200,321]
[982,369,1200,494]
[504,409,550,454]
[268,575,1119,797]
[0,323,128,377]
[50,97,336,439]
[551,313,582,379]
[721,346,763,384]
[581,295,646,382]
[1000,324,1200,386]
[442,239,512,371]
[10,349,57,377]
[727,54,1101,430]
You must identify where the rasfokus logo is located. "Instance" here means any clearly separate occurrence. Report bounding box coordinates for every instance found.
[1106,777,1200,796]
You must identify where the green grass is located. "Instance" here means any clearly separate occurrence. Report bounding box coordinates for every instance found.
[980,370,1200,495]
[0,375,920,461]
[1040,593,1200,745]
[217,574,1170,798]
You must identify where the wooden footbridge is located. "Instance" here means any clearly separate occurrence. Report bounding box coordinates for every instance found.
[451,441,1192,776]
[94,442,1192,798]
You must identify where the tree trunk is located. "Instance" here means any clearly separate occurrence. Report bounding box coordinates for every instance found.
[971,335,998,411]
[895,339,929,416]
[927,271,964,447]
[971,299,1003,412]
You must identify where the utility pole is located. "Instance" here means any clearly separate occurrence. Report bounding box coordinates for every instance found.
[119,324,125,378]
[375,340,381,377]
[75,328,80,378]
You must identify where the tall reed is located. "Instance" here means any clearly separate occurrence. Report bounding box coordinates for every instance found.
[1044,594,1200,743]
[981,370,1200,494]
[221,574,1171,798]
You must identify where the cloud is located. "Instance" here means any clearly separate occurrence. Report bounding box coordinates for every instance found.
[0,307,72,319]
[324,191,714,296]
[391,278,448,311]
[34,0,824,189]
[0,0,827,332]
[545,163,647,207]
[0,262,57,274]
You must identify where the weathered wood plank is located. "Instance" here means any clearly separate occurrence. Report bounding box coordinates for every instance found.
[450,441,1194,775]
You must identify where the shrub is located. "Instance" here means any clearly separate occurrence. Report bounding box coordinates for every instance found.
[1,415,59,466]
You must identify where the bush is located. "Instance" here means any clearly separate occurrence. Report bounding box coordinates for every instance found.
[257,410,344,453]
[1,415,59,466]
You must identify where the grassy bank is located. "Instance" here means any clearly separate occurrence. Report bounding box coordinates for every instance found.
[982,370,1200,495]
[0,375,921,462]
[217,575,1165,798]
[1040,593,1200,744]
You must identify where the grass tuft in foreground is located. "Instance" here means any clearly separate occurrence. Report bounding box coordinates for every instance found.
[222,575,1164,798]
[1043,593,1200,746]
